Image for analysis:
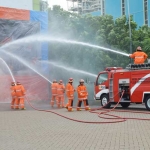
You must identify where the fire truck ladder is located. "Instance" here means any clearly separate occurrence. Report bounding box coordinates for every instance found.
[109,78,114,102]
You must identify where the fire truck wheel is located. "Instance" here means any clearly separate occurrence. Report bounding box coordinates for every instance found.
[145,95,150,111]
[101,94,111,108]
[120,103,130,108]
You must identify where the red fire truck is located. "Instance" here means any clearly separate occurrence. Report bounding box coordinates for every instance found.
[94,64,150,110]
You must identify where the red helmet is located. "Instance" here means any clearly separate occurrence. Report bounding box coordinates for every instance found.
[69,78,73,82]
[79,79,84,83]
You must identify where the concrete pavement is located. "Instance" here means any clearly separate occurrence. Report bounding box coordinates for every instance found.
[0,102,150,150]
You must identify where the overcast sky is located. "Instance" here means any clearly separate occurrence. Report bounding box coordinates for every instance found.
[48,0,68,10]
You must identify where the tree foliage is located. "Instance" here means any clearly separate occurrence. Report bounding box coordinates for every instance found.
[48,6,150,74]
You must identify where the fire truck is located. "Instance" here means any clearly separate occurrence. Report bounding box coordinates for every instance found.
[94,63,150,110]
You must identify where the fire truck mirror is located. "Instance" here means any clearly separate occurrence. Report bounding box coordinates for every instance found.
[99,85,106,90]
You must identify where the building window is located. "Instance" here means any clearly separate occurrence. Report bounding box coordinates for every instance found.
[122,0,125,15]
[102,0,105,15]
[144,0,148,25]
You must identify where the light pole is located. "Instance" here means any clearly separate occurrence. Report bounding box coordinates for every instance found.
[127,0,132,55]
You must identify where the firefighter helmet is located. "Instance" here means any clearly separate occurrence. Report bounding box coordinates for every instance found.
[17,82,21,85]
[79,79,84,83]
[53,80,57,83]
[136,46,142,51]
[11,82,15,86]
[69,78,73,82]
[59,80,63,83]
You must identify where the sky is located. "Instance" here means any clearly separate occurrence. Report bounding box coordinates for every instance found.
[48,0,68,10]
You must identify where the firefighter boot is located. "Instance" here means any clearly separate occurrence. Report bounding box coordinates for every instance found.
[77,101,82,111]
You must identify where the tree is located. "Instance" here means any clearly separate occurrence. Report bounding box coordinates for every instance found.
[48,5,150,73]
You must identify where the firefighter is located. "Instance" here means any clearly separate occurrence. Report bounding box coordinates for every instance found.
[65,78,75,112]
[129,46,148,64]
[57,80,65,108]
[50,80,58,107]
[76,79,90,111]
[10,82,17,109]
[15,82,26,110]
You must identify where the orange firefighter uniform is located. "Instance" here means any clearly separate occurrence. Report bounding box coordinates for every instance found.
[66,78,75,111]
[50,80,58,107]
[76,79,90,111]
[10,82,17,109]
[129,46,148,64]
[57,80,65,108]
[15,82,26,110]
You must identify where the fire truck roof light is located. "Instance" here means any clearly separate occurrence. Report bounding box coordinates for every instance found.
[105,67,123,71]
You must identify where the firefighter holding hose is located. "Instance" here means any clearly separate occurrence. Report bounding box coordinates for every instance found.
[15,82,26,110]
[10,82,17,109]
[129,46,148,64]
[50,80,58,107]
[76,79,90,111]
[57,80,65,108]
[65,78,75,112]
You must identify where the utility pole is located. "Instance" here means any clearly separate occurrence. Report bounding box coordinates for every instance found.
[127,0,132,55]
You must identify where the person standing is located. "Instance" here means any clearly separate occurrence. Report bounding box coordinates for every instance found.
[10,82,17,109]
[76,79,90,111]
[50,80,58,107]
[129,46,148,64]
[57,80,65,108]
[65,78,75,112]
[15,82,26,110]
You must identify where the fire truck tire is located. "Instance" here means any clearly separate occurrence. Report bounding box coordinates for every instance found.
[120,103,130,108]
[145,95,150,111]
[101,94,111,108]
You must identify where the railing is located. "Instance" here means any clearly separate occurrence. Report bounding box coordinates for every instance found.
[126,63,150,70]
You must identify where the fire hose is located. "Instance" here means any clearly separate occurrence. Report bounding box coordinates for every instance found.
[25,90,150,124]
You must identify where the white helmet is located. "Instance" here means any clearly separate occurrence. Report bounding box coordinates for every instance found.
[59,80,63,84]
[79,79,84,83]
[69,78,73,82]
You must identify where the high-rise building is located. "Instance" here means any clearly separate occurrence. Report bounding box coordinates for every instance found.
[67,0,150,27]
[103,0,150,27]
[67,0,101,15]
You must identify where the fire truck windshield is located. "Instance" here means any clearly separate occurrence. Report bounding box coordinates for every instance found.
[97,73,108,85]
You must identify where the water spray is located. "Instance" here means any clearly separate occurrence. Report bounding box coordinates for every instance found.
[41,61,97,77]
[0,51,52,84]
[0,57,16,82]
[0,35,129,57]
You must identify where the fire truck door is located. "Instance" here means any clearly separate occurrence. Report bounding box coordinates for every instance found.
[95,73,109,99]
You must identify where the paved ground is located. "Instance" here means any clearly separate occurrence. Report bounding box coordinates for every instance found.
[0,101,150,150]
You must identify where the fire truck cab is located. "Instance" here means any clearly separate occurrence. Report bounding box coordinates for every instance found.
[94,64,150,110]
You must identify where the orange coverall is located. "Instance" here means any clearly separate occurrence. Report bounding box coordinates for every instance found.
[50,83,58,107]
[15,84,26,109]
[66,83,75,111]
[10,84,17,109]
[57,83,65,108]
[129,51,148,64]
[77,85,90,111]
